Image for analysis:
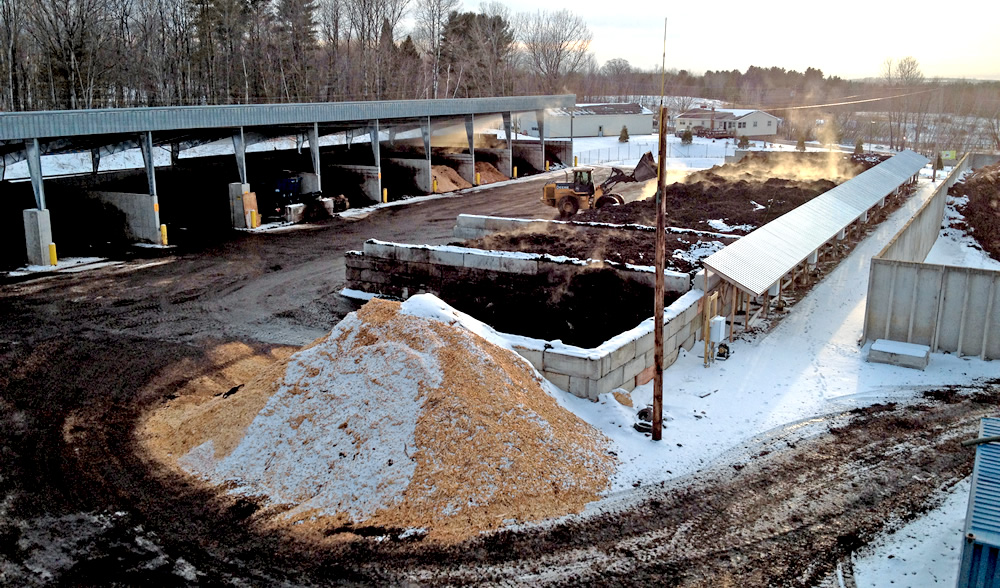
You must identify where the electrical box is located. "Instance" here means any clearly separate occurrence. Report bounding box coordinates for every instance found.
[710,315,726,344]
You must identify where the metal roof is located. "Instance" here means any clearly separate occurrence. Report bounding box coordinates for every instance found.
[0,95,575,141]
[966,418,1000,548]
[702,150,929,296]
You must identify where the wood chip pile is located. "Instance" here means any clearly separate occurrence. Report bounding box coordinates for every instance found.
[142,297,615,542]
[432,165,472,192]
[475,161,508,184]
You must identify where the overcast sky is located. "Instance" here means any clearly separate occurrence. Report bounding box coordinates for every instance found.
[474,0,1000,81]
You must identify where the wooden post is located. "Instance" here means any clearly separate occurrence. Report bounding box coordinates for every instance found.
[652,106,668,441]
[730,284,736,343]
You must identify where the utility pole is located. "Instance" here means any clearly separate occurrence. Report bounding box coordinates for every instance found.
[653,106,668,441]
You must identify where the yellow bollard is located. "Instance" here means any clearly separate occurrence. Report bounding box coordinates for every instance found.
[433,178,438,193]
[382,188,388,203]
[48,242,57,266]
[574,156,578,167]
[545,161,550,171]
[513,166,518,178]
[476,172,481,185]
[250,209,257,229]
[160,224,168,246]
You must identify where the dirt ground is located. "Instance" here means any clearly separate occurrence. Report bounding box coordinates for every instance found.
[949,161,1000,260]
[0,165,988,586]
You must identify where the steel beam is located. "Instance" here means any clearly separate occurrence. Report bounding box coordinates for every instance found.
[25,138,45,209]
[370,120,381,199]
[139,131,161,230]
[536,110,546,166]
[502,112,513,177]
[308,122,321,192]
[232,127,247,184]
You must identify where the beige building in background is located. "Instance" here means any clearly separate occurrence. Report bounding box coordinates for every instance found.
[517,103,654,139]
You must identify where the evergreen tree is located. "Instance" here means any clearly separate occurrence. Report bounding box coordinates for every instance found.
[796,137,806,151]
[854,139,864,155]
[935,153,944,170]
[738,135,750,149]
[681,130,693,145]
[618,125,629,142]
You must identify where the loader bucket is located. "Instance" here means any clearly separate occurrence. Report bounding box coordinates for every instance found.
[632,151,658,182]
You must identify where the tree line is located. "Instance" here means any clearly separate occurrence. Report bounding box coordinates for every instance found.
[1,0,997,153]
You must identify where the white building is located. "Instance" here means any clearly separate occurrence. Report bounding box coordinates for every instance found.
[675,107,781,138]
[516,103,654,139]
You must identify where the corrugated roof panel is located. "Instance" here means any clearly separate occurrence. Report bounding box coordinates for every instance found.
[966,418,1000,548]
[703,151,929,295]
[0,96,576,140]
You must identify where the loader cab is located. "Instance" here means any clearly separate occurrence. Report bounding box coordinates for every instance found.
[573,169,595,195]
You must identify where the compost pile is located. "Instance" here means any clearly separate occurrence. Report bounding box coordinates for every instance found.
[576,152,853,230]
[474,161,508,184]
[461,224,735,275]
[948,161,1000,260]
[431,165,472,191]
[142,296,614,542]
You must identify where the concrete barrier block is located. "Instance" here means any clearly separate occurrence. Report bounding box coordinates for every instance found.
[609,340,636,372]
[868,339,930,370]
[623,354,646,382]
[396,247,430,264]
[346,267,362,283]
[635,330,654,356]
[681,333,696,351]
[597,366,625,396]
[458,215,487,230]
[363,241,398,260]
[463,253,503,272]
[513,346,543,370]
[429,249,465,267]
[497,256,538,275]
[360,269,390,285]
[543,350,601,379]
[664,346,680,367]
[567,376,594,400]
[542,371,570,391]
[452,227,486,240]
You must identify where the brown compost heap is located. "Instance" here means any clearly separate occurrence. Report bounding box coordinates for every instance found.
[142,296,615,542]
[431,165,472,191]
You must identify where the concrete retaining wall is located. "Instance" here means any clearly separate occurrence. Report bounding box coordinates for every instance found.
[335,165,381,202]
[387,157,432,193]
[439,153,475,185]
[89,191,159,242]
[345,239,697,399]
[863,153,1000,359]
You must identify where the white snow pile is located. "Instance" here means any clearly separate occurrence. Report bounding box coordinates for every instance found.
[171,294,614,541]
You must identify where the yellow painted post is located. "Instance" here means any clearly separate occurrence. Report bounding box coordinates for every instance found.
[545,160,550,171]
[382,188,388,203]
[574,156,578,167]
[160,224,168,245]
[250,209,257,229]
[476,172,481,185]
[48,243,57,266]
[513,166,518,178]
[433,178,438,192]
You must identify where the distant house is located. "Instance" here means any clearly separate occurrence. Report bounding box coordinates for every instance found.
[516,103,654,138]
[675,107,781,138]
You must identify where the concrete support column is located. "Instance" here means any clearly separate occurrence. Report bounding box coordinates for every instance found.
[171,143,180,167]
[23,208,52,266]
[837,227,847,240]
[502,112,513,177]
[91,148,101,177]
[860,209,869,223]
[369,120,382,200]
[308,122,322,192]
[139,131,161,230]
[25,138,46,209]
[229,182,251,229]
[807,249,818,271]
[232,127,248,185]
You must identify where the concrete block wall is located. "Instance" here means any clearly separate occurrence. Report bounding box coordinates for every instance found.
[345,239,700,399]
[89,191,159,243]
[512,141,544,172]
[387,158,432,193]
[335,165,381,202]
[477,148,512,178]
[440,153,475,185]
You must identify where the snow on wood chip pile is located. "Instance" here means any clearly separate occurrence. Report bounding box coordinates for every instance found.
[143,294,614,541]
[431,165,472,191]
[475,161,508,184]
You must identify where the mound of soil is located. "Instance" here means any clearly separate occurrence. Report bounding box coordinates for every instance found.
[949,162,1000,260]
[142,296,614,542]
[475,161,508,184]
[461,224,736,275]
[577,177,835,231]
[686,151,865,185]
[432,165,472,192]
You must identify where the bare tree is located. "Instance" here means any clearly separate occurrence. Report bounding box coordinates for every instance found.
[345,0,409,98]
[414,0,457,98]
[518,9,591,94]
